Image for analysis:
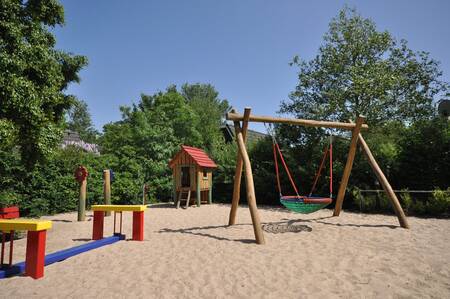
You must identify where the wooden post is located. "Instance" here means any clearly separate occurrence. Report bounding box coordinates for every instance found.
[333,116,365,216]
[103,170,111,216]
[172,171,177,206]
[196,170,201,207]
[208,184,212,204]
[143,185,148,205]
[228,107,251,226]
[235,121,265,245]
[78,177,87,221]
[357,134,410,228]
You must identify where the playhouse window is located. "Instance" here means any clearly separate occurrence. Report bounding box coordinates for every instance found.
[203,171,208,179]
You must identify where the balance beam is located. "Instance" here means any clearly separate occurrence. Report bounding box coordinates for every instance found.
[1,219,52,279]
[0,235,123,279]
[91,205,147,241]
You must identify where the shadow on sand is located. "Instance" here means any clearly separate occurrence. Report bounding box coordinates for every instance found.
[147,203,177,209]
[158,223,256,244]
[158,213,398,243]
[279,216,398,229]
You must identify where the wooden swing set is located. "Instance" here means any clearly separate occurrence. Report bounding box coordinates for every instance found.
[227,107,409,245]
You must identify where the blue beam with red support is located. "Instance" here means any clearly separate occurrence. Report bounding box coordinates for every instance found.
[0,234,124,279]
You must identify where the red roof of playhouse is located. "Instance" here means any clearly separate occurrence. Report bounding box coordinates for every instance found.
[169,145,217,168]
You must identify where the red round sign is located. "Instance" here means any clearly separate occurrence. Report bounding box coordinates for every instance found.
[74,165,88,183]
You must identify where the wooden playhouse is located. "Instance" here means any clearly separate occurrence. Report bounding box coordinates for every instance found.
[169,145,217,208]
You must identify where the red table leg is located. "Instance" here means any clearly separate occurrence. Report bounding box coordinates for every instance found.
[92,211,104,240]
[132,211,144,241]
[25,230,46,279]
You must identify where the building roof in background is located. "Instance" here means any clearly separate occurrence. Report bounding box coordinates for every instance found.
[220,123,267,143]
[63,130,82,143]
[169,145,217,168]
[61,130,100,154]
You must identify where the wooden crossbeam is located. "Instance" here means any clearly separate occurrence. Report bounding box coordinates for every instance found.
[226,112,369,131]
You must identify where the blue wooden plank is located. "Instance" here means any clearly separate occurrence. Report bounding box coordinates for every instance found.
[0,235,124,279]
[44,235,123,265]
[0,262,25,278]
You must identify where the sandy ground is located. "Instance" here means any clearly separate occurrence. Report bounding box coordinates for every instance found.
[1,203,449,298]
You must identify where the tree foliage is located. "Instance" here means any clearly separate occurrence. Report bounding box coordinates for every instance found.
[66,99,98,143]
[101,84,231,201]
[181,83,230,153]
[396,117,450,190]
[0,0,87,167]
[281,7,448,125]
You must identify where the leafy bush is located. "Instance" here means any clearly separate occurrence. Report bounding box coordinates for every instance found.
[350,189,391,213]
[428,188,450,215]
[0,84,233,216]
[411,200,427,215]
[399,190,412,214]
[0,190,21,208]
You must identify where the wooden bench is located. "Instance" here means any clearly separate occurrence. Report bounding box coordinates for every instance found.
[91,205,147,241]
[0,219,52,279]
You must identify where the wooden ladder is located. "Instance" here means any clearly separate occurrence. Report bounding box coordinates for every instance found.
[177,189,191,209]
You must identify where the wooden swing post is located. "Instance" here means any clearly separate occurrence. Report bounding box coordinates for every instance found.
[333,116,365,216]
[357,133,410,228]
[229,108,251,225]
[233,116,265,244]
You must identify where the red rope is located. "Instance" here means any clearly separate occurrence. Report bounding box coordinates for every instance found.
[270,132,333,198]
[309,147,329,196]
[272,143,282,195]
[275,143,300,196]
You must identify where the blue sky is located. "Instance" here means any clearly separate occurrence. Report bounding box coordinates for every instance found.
[54,1,450,132]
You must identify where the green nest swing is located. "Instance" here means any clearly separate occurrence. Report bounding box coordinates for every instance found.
[270,130,334,214]
[280,196,331,214]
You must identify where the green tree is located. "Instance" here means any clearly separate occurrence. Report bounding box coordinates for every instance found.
[101,87,202,201]
[138,87,202,146]
[281,7,448,125]
[101,85,232,202]
[0,0,87,167]
[396,117,450,190]
[181,83,230,153]
[66,99,98,143]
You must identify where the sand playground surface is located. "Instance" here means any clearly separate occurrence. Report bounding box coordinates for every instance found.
[1,203,449,298]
